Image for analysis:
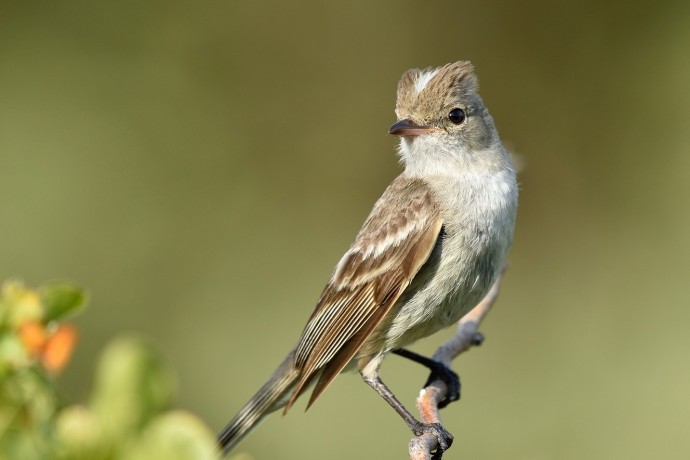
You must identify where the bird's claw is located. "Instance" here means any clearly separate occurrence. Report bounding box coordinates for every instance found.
[413,421,454,457]
[423,362,460,409]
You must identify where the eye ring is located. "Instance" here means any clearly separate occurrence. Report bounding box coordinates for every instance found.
[448,108,466,125]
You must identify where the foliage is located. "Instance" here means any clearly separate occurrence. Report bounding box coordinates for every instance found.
[0,279,223,460]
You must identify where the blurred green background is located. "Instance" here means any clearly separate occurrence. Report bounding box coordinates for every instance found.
[1,1,689,458]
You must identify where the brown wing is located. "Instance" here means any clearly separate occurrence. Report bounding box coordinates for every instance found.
[284,176,443,412]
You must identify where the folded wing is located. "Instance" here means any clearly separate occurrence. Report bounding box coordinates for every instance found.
[285,176,444,412]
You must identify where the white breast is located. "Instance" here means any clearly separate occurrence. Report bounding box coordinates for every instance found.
[382,161,518,349]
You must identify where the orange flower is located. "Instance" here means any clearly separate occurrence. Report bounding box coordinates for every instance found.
[19,321,48,355]
[41,324,77,373]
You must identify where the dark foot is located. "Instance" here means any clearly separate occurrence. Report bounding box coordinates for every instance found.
[392,349,461,409]
[423,361,460,409]
[412,421,454,458]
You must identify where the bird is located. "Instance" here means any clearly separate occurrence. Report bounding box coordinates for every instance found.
[218,61,518,456]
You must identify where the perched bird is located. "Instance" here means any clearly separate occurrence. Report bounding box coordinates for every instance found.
[218,61,518,456]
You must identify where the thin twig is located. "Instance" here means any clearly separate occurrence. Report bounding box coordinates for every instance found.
[408,270,505,460]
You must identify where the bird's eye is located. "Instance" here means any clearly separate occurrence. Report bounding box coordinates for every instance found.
[448,108,466,125]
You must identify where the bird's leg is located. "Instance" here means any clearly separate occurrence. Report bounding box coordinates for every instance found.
[360,371,453,456]
[392,348,461,409]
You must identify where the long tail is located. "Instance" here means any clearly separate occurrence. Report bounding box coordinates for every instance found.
[218,349,300,453]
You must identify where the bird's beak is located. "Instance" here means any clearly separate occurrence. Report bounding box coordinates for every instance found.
[388,119,435,137]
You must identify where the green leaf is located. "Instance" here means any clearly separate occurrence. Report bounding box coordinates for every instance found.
[40,283,87,322]
[122,411,219,460]
[54,405,109,460]
[90,335,176,443]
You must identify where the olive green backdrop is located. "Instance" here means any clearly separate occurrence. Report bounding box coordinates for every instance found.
[1,1,689,458]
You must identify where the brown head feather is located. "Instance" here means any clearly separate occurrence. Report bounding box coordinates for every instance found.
[395,61,479,125]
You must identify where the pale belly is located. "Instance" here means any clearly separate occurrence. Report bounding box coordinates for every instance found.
[355,168,517,362]
[356,225,506,359]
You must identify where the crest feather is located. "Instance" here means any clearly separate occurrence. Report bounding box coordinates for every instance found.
[394,61,479,120]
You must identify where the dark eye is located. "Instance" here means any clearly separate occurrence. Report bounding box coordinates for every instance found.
[448,108,466,125]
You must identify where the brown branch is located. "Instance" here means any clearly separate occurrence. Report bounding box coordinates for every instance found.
[408,270,505,460]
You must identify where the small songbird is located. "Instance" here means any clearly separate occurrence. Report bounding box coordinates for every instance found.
[218,61,518,456]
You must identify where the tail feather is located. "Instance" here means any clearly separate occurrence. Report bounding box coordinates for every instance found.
[218,350,300,453]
